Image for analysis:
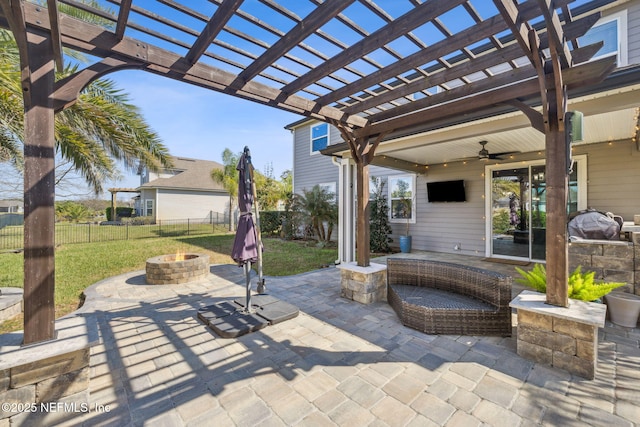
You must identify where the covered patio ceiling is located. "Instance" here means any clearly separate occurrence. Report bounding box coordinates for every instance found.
[353,85,640,167]
[0,0,626,343]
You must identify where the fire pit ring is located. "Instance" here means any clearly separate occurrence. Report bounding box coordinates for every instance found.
[145,253,210,285]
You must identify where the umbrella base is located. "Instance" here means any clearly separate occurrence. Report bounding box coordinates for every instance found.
[233,295,299,325]
[197,295,299,338]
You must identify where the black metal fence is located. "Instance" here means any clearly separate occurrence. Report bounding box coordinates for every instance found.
[0,214,230,251]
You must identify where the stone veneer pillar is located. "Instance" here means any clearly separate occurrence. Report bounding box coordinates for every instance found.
[510,291,606,379]
[337,262,387,304]
[0,316,98,425]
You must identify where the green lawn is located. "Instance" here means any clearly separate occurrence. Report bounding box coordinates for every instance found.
[0,234,338,333]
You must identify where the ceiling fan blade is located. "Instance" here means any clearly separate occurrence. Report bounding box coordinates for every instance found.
[488,151,518,160]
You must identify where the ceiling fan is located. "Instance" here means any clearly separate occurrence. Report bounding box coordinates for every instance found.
[476,140,517,161]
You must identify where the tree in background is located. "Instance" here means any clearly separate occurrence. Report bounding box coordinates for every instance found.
[293,185,337,243]
[55,201,92,223]
[212,149,293,231]
[0,1,172,195]
[369,177,393,253]
[211,148,239,231]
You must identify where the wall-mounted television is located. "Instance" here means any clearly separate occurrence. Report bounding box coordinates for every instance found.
[427,180,466,202]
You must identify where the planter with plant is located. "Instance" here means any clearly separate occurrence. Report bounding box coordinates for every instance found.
[515,264,626,302]
[393,179,413,253]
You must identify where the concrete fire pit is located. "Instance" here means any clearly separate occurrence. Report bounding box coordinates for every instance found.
[146,253,210,285]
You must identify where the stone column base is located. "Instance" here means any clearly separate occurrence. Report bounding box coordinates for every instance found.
[510,291,606,379]
[0,315,98,425]
[337,262,387,304]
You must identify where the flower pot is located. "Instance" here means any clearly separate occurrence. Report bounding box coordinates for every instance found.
[399,235,412,253]
[604,292,640,328]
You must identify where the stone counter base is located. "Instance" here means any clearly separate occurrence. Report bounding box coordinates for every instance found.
[0,316,97,425]
[511,291,606,379]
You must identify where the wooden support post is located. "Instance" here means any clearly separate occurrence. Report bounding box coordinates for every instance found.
[111,191,117,222]
[355,161,370,267]
[22,29,57,344]
[544,98,569,308]
[544,41,569,308]
[333,123,387,268]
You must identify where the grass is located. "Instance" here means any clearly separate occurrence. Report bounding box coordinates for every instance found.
[0,233,338,334]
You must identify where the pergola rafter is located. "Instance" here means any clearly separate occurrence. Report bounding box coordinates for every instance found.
[0,0,617,343]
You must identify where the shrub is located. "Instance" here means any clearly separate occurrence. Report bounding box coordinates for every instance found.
[515,264,626,301]
[121,216,155,225]
[370,177,393,253]
[260,211,284,237]
[105,207,134,221]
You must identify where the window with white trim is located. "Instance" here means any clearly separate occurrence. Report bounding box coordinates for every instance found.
[310,123,329,154]
[389,175,416,223]
[578,10,627,66]
[145,199,154,217]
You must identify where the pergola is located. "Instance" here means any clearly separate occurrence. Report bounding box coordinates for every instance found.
[0,0,615,344]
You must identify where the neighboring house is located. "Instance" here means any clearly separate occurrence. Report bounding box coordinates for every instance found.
[289,1,640,264]
[135,156,229,222]
[0,200,23,213]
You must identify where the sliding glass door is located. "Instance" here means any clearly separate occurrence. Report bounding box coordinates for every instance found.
[489,159,583,262]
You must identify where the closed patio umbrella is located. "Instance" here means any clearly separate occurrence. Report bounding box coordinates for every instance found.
[231,146,264,312]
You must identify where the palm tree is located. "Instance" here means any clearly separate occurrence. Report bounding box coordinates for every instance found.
[294,185,337,242]
[0,2,172,194]
[211,148,240,231]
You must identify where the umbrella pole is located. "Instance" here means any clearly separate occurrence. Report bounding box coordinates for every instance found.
[249,164,266,294]
[244,261,252,313]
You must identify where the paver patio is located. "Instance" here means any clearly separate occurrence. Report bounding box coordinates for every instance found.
[15,253,640,426]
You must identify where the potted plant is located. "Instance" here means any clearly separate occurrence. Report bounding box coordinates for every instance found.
[394,179,413,253]
[515,264,626,302]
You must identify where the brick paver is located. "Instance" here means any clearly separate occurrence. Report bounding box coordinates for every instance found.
[53,252,640,426]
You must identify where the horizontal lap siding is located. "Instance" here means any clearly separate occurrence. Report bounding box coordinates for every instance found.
[626,2,640,65]
[293,124,339,196]
[575,141,640,219]
[293,124,396,197]
[400,162,486,255]
[158,189,228,221]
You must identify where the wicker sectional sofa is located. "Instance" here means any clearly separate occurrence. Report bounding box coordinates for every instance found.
[387,258,512,336]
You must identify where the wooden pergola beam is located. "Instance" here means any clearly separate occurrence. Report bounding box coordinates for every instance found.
[342,38,524,116]
[370,155,428,175]
[357,56,616,138]
[228,0,354,92]
[317,0,575,108]
[493,0,535,63]
[537,0,573,68]
[46,0,63,70]
[184,0,243,66]
[280,0,467,96]
[18,1,368,128]
[114,0,132,40]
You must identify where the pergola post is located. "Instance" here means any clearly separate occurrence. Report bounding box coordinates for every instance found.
[21,27,57,344]
[354,160,370,267]
[544,92,569,307]
[334,124,388,267]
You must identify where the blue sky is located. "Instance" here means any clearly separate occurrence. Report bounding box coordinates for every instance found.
[106,70,301,195]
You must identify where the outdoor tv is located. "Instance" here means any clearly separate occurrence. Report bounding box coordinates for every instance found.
[427,180,466,202]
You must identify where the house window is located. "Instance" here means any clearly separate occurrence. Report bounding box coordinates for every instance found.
[310,123,329,154]
[578,10,627,66]
[145,199,153,217]
[319,182,336,202]
[389,175,416,223]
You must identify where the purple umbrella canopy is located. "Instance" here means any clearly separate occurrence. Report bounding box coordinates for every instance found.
[231,148,259,265]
